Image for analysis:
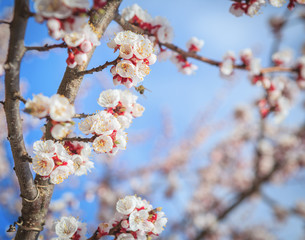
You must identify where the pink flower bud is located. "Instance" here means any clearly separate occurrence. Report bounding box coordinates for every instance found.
[80,40,93,53]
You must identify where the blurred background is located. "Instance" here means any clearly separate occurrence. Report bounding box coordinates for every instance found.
[0,0,305,239]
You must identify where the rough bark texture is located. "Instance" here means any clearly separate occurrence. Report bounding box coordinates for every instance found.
[3,0,122,239]
[4,1,39,239]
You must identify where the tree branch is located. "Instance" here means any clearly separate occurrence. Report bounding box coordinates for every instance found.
[73,113,95,118]
[78,57,121,76]
[57,136,95,143]
[114,14,296,75]
[0,20,10,24]
[3,0,39,239]
[25,42,67,52]
[20,1,123,239]
[193,161,283,240]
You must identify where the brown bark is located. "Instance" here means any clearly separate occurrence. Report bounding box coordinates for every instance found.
[4,0,122,239]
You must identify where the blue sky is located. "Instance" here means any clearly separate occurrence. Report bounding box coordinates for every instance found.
[1,0,305,239]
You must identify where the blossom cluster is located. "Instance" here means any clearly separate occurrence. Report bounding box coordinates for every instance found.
[32,140,93,184]
[107,31,156,88]
[98,195,167,239]
[34,0,101,68]
[122,4,174,45]
[79,89,144,155]
[170,37,204,75]
[121,4,175,61]
[230,0,305,17]
[25,94,75,139]
[53,216,87,240]
[219,48,300,121]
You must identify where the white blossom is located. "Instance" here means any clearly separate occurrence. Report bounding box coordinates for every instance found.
[92,135,113,153]
[113,31,142,46]
[115,60,138,80]
[80,40,92,53]
[51,123,74,140]
[152,212,168,234]
[72,154,94,176]
[54,216,78,238]
[269,0,286,7]
[136,60,150,80]
[220,58,234,76]
[97,89,120,108]
[129,209,154,232]
[49,94,75,122]
[92,111,121,135]
[33,140,56,157]
[34,0,72,19]
[25,94,50,118]
[119,44,134,59]
[79,114,98,135]
[117,114,132,130]
[186,37,204,52]
[272,49,293,66]
[122,4,153,23]
[116,195,137,215]
[133,38,154,60]
[132,103,145,118]
[32,154,55,176]
[117,233,135,240]
[62,0,90,9]
[249,58,262,76]
[50,165,71,184]
[75,53,88,65]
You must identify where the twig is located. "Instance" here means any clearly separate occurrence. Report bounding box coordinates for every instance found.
[73,113,95,118]
[26,42,67,52]
[57,136,95,143]
[193,161,284,240]
[114,14,296,75]
[77,57,121,76]
[13,92,27,104]
[0,20,10,24]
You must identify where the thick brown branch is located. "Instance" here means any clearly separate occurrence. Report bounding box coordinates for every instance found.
[26,42,67,52]
[4,0,39,239]
[21,1,123,240]
[115,14,296,74]
[78,57,121,76]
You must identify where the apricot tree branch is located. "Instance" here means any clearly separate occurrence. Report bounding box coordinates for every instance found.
[7,0,123,239]
[193,161,284,240]
[114,14,296,75]
[3,1,39,239]
[26,42,67,52]
[78,57,121,76]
